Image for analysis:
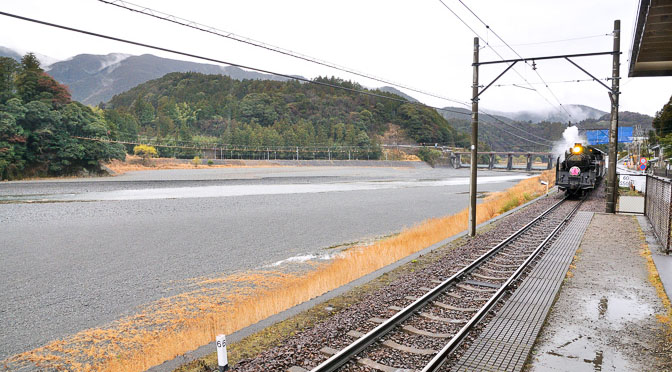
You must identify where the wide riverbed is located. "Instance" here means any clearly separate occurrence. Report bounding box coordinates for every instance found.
[0,164,533,360]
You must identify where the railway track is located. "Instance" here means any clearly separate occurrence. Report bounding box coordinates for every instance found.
[297,196,584,372]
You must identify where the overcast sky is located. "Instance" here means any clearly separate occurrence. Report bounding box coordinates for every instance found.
[1,0,670,117]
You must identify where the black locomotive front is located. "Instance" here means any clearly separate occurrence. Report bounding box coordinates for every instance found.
[556,143,605,194]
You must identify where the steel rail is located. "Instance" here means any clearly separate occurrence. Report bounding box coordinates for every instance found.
[310,196,568,372]
[422,197,585,372]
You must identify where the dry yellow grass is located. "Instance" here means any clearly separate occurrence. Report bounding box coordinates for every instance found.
[104,156,248,175]
[381,149,421,161]
[4,170,555,372]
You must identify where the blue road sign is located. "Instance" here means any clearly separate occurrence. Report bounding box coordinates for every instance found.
[586,127,633,145]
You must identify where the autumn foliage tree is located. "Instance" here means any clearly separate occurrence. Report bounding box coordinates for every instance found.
[133,144,158,164]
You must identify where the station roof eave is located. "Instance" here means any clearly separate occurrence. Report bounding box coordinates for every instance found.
[629,0,672,77]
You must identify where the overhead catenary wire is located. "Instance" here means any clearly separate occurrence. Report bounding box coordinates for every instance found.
[97,0,556,148]
[455,0,575,120]
[477,121,552,147]
[496,78,610,87]
[488,33,612,48]
[97,0,468,107]
[436,0,569,121]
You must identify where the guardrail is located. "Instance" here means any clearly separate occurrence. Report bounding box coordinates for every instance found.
[645,175,672,254]
[653,167,672,178]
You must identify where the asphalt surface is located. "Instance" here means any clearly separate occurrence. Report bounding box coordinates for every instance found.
[0,165,533,360]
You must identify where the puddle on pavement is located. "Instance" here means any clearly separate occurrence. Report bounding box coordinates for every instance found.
[531,294,654,371]
[0,175,530,202]
[585,295,654,327]
[532,329,631,372]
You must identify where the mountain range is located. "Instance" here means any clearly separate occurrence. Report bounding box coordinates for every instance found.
[438,105,608,124]
[1,46,654,152]
[1,47,294,105]
[2,46,613,124]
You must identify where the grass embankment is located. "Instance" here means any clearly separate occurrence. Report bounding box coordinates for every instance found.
[4,171,555,372]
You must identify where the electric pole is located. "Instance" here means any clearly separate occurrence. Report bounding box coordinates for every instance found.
[606,20,620,213]
[469,37,479,236]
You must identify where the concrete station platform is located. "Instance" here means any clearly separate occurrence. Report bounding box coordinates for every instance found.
[452,212,672,372]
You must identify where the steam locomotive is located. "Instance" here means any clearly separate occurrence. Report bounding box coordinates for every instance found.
[556,143,605,195]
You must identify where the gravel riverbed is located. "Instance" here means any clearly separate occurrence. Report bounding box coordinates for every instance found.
[0,166,532,362]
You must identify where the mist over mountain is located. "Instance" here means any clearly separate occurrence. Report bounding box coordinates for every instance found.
[436,103,650,152]
[487,104,608,124]
[0,46,22,62]
[45,53,294,105]
[0,46,60,66]
[437,104,607,125]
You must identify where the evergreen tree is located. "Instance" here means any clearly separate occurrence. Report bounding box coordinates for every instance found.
[0,53,123,180]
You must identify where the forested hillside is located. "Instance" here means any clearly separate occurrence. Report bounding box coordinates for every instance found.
[577,111,654,131]
[104,72,470,155]
[440,107,652,152]
[0,54,124,180]
[442,112,565,152]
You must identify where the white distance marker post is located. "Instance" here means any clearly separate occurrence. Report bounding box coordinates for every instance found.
[216,334,229,371]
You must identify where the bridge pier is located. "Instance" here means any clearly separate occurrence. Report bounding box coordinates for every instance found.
[445,151,552,171]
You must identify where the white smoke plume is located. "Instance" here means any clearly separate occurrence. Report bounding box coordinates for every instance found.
[553,126,587,162]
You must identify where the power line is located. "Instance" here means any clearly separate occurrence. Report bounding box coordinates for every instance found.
[0,10,471,119]
[495,77,610,87]
[478,109,554,145]
[455,0,574,120]
[97,0,468,107]
[98,0,550,147]
[437,0,569,120]
[73,135,381,151]
[433,0,558,144]
[93,2,558,149]
[1,11,553,149]
[477,121,552,147]
[98,1,564,147]
[489,33,612,48]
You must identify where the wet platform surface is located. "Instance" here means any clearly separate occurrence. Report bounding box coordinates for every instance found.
[451,211,594,372]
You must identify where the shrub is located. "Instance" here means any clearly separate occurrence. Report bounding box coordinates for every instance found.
[417,148,442,167]
[498,194,521,214]
[192,156,202,167]
[207,160,214,166]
